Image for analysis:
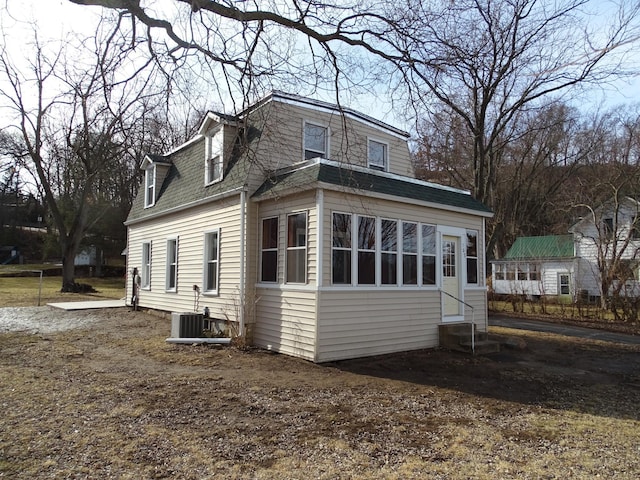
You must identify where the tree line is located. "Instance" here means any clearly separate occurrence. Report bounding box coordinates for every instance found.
[1,0,640,290]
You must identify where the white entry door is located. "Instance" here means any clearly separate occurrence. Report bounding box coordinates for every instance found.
[442,235,461,317]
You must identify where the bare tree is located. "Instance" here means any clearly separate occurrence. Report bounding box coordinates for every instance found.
[0,13,168,290]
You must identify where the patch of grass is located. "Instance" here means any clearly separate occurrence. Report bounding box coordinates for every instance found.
[0,275,125,306]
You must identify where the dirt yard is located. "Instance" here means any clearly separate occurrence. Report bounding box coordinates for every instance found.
[1,307,639,479]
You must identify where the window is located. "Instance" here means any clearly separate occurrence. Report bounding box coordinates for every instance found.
[494,264,505,281]
[381,219,398,285]
[529,264,540,281]
[559,273,570,295]
[332,213,352,284]
[443,239,456,277]
[141,242,151,288]
[304,123,327,160]
[357,215,376,285]
[421,224,436,285]
[144,165,155,208]
[506,264,516,280]
[261,217,278,283]
[166,238,178,291]
[402,222,418,285]
[602,217,614,239]
[368,139,388,171]
[631,216,640,239]
[466,230,478,284]
[205,131,223,184]
[204,230,220,292]
[286,212,307,283]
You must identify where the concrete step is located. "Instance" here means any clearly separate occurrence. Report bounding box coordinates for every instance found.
[459,339,501,355]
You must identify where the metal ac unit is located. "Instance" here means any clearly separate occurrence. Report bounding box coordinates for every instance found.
[171,312,204,338]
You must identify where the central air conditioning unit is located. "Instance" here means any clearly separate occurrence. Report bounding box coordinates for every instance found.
[171,312,204,338]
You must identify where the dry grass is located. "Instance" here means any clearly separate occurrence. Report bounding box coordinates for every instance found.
[1,309,639,478]
[0,275,125,307]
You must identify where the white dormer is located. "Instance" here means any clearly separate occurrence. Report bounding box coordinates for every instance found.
[140,155,171,208]
[197,112,239,186]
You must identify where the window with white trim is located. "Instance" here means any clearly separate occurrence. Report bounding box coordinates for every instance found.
[466,230,479,284]
[144,165,155,208]
[421,224,436,285]
[141,242,151,288]
[381,219,398,285]
[261,217,278,283]
[286,212,307,283]
[368,139,388,171]
[166,238,178,291]
[204,230,220,292]
[332,212,352,284]
[205,130,223,184]
[402,222,418,285]
[357,215,376,285]
[304,123,327,160]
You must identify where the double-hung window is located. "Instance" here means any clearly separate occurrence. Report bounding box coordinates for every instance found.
[466,230,478,284]
[357,216,376,285]
[368,139,388,172]
[402,222,418,285]
[286,212,307,283]
[204,230,220,293]
[144,165,155,208]
[421,225,436,285]
[304,123,328,160]
[332,213,352,284]
[166,238,178,291]
[381,219,398,285]
[141,242,151,288]
[261,217,278,282]
[205,130,223,184]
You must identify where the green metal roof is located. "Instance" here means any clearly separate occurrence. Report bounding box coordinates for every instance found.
[503,235,574,260]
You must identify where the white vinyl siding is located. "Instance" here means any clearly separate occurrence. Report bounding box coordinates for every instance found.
[126,197,243,317]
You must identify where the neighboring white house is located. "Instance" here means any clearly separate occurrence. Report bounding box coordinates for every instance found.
[492,197,640,302]
[125,91,493,362]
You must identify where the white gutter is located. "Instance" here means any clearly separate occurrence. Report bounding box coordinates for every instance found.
[239,188,247,337]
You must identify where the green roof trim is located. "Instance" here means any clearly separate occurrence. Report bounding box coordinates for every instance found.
[503,235,574,260]
[253,161,492,215]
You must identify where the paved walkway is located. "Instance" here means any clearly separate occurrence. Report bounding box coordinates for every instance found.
[489,315,640,345]
[47,299,126,311]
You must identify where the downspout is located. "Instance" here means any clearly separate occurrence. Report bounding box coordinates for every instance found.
[239,188,247,337]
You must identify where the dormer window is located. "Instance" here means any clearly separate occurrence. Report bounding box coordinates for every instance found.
[205,129,224,184]
[368,139,388,172]
[144,164,156,208]
[304,122,328,160]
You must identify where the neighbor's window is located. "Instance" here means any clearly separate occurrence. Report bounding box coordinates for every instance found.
[494,264,505,281]
[141,242,151,288]
[286,212,307,283]
[332,212,352,284]
[517,264,527,281]
[602,217,614,239]
[381,219,398,285]
[166,238,178,291]
[204,230,220,292]
[529,264,540,281]
[466,230,478,285]
[205,130,223,184]
[402,222,418,285]
[304,123,327,160]
[421,224,436,285]
[261,217,278,283]
[368,139,388,171]
[357,215,376,285]
[506,263,516,280]
[144,165,155,208]
[631,216,640,239]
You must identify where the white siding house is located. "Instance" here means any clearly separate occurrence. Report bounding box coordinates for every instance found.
[493,197,640,302]
[125,91,493,362]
